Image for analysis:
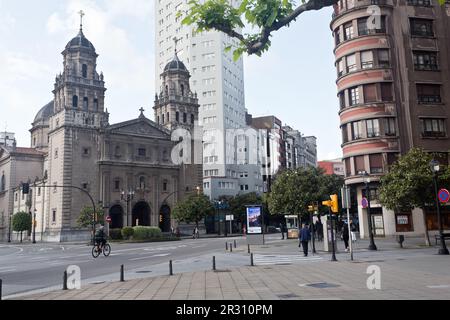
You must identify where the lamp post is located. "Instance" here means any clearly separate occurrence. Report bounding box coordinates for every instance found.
[430,160,449,255]
[363,172,377,251]
[121,189,135,227]
[8,213,12,243]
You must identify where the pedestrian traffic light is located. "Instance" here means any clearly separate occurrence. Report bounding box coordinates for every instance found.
[22,183,30,194]
[330,194,339,213]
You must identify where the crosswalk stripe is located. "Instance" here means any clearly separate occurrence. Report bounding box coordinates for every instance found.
[253,254,323,265]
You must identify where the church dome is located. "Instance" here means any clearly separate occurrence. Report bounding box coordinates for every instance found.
[65,30,96,52]
[164,53,188,72]
[33,101,54,124]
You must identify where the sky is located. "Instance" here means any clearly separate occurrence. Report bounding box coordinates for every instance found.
[0,0,341,161]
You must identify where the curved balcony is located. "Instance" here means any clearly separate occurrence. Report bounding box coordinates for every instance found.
[339,102,396,122]
[331,0,392,25]
[334,34,390,60]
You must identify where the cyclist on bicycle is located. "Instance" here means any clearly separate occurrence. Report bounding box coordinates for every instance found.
[94,226,107,250]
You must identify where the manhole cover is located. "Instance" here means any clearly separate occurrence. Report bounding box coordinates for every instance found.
[307,283,340,289]
[136,271,152,274]
[277,293,299,299]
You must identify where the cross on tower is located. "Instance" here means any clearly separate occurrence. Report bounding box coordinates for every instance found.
[78,10,85,31]
[173,37,179,55]
[139,107,145,117]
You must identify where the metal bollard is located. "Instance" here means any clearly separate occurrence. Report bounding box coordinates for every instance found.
[234,240,237,248]
[226,242,228,251]
[63,271,68,290]
[120,265,124,282]
[248,244,250,254]
[0,279,2,301]
[213,256,216,271]
[230,244,233,253]
[169,260,173,276]
[251,253,254,266]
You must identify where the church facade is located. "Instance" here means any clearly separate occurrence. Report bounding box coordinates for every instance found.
[0,25,202,242]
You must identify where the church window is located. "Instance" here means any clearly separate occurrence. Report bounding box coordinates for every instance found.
[94,99,99,111]
[52,210,56,223]
[191,114,195,124]
[33,137,36,147]
[165,85,169,94]
[82,64,88,78]
[83,97,88,111]
[138,148,146,157]
[54,148,58,159]
[1,172,5,192]
[82,183,88,190]
[183,113,187,123]
[163,181,168,192]
[162,114,165,124]
[15,193,18,201]
[82,148,90,156]
[167,112,170,122]
[181,84,185,96]
[114,179,120,191]
[157,116,160,124]
[72,95,78,109]
[176,112,180,122]
[38,188,41,196]
[115,146,121,157]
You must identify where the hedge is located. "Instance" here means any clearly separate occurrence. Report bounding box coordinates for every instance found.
[109,229,123,240]
[132,226,162,240]
[121,226,134,240]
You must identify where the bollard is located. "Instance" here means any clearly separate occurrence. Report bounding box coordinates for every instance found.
[120,265,124,282]
[0,279,2,301]
[234,240,237,248]
[169,260,173,276]
[63,271,68,290]
[251,253,254,266]
[226,242,228,251]
[213,256,216,271]
[248,244,250,254]
[230,244,233,253]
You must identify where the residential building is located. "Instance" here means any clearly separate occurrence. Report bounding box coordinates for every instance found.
[318,159,345,176]
[331,0,450,238]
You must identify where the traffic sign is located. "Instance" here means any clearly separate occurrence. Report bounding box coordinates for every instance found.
[361,197,369,209]
[438,189,450,203]
[106,216,112,224]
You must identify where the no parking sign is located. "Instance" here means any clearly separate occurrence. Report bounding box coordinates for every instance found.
[438,189,450,203]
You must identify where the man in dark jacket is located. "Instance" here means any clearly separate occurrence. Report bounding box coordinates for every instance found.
[299,224,311,257]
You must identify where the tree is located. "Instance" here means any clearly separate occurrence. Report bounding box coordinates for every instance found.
[77,206,105,228]
[12,211,32,243]
[268,167,343,220]
[379,148,450,246]
[182,0,447,59]
[173,194,215,227]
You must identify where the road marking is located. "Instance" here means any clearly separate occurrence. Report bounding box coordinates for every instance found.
[427,285,450,289]
[254,254,323,266]
[0,268,17,273]
[129,253,170,261]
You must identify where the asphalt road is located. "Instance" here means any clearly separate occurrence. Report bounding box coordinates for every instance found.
[0,236,248,298]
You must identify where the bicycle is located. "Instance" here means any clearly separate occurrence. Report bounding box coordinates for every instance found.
[92,241,111,258]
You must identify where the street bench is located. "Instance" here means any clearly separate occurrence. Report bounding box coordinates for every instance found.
[435,233,450,245]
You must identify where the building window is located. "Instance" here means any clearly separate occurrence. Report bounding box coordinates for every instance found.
[362,187,380,201]
[139,176,146,189]
[349,87,360,105]
[176,112,180,122]
[338,91,346,109]
[366,119,380,138]
[377,49,390,68]
[354,155,365,174]
[345,158,351,176]
[337,58,344,77]
[181,84,185,96]
[346,54,357,73]
[138,148,146,156]
[385,118,396,136]
[183,113,187,123]
[352,121,364,140]
[344,22,354,41]
[82,148,90,156]
[381,83,393,101]
[417,84,441,104]
[407,0,431,6]
[72,95,78,109]
[361,51,374,69]
[0,173,5,192]
[335,28,341,46]
[413,51,438,71]
[410,18,434,37]
[363,84,377,103]
[369,154,383,174]
[162,114,165,124]
[94,99,99,111]
[421,118,446,137]
[191,114,195,124]
[114,179,120,191]
[342,124,349,143]
[82,183,88,190]
[82,64,88,78]
[52,210,56,223]
[163,181,168,192]
[54,148,58,159]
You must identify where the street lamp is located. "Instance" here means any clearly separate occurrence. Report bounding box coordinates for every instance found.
[363,171,377,251]
[430,160,449,255]
[32,209,37,244]
[8,213,12,243]
[121,189,135,227]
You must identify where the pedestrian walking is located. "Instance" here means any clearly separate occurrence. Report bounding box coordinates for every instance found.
[350,219,357,243]
[280,222,287,240]
[315,220,323,242]
[299,224,311,257]
[342,221,350,252]
[192,226,199,239]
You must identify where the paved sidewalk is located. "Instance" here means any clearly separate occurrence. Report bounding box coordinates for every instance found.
[11,236,450,300]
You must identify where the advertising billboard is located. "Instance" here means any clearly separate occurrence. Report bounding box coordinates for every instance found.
[246,206,262,234]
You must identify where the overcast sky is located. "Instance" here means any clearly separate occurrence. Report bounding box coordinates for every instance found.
[0,0,341,161]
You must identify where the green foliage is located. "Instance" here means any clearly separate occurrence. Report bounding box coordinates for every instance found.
[109,229,123,240]
[121,226,134,240]
[12,211,32,232]
[76,207,105,228]
[268,167,343,219]
[173,194,215,225]
[379,148,450,211]
[132,226,163,240]
[438,0,446,4]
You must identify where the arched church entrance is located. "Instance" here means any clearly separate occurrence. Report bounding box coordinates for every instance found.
[159,205,171,232]
[109,205,124,229]
[132,201,151,226]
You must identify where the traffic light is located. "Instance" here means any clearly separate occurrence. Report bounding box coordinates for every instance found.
[22,183,30,194]
[160,215,163,223]
[330,194,339,213]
